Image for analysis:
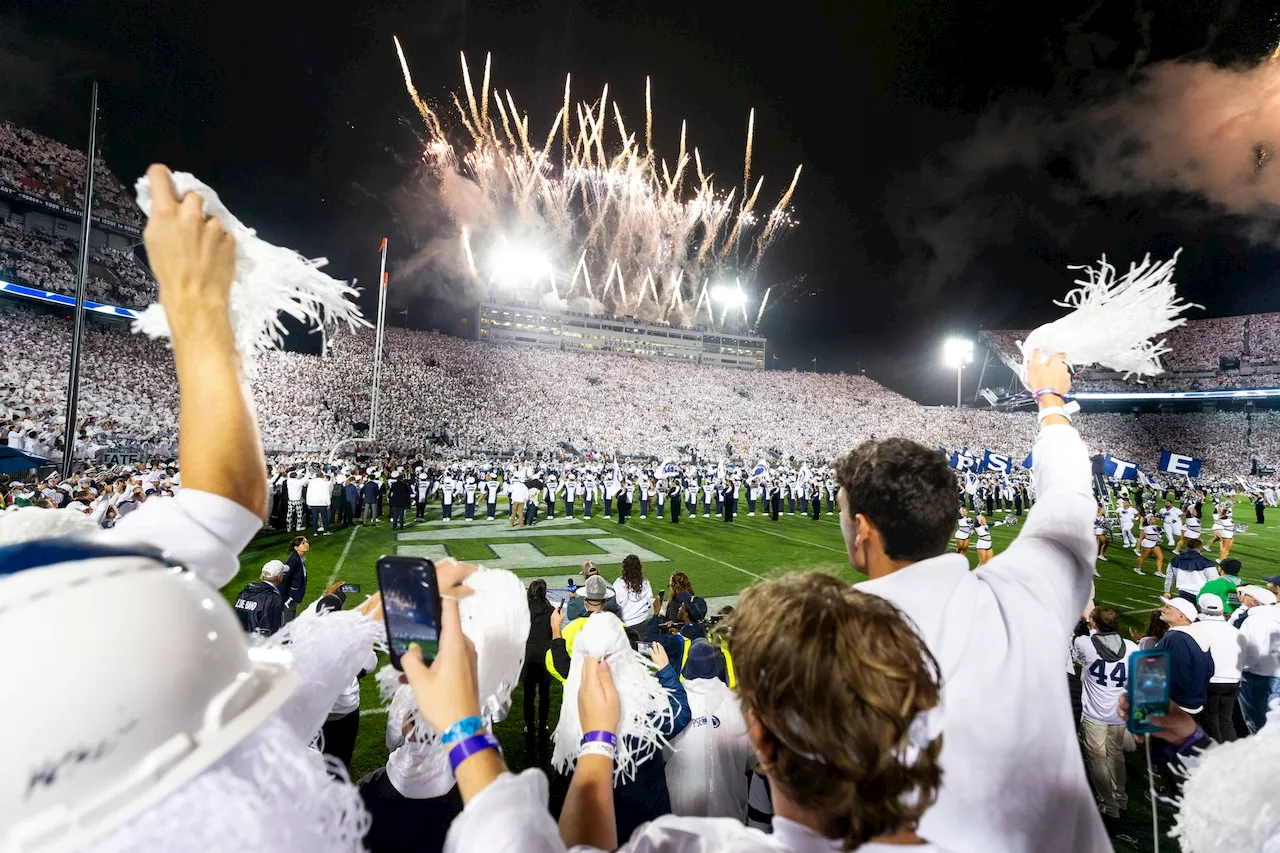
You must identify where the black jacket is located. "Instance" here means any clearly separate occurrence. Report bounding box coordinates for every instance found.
[389,479,412,508]
[234,581,284,635]
[525,598,555,669]
[1156,629,1215,712]
[282,551,308,607]
[357,767,463,853]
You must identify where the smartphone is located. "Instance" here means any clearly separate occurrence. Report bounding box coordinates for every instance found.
[637,641,653,654]
[376,555,442,671]
[1125,650,1171,735]
[340,583,361,594]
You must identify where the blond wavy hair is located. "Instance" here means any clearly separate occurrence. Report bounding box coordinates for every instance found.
[729,572,943,849]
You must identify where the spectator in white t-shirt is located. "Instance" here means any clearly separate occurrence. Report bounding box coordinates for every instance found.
[613,554,655,628]
[1188,593,1244,743]
[1070,607,1138,828]
[305,470,333,535]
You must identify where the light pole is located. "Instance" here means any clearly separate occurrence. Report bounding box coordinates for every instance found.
[943,338,973,409]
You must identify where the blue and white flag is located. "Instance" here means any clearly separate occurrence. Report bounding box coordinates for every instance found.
[1103,455,1140,481]
[659,459,679,479]
[950,449,978,471]
[750,461,767,480]
[1022,452,1033,470]
[1158,450,1203,478]
[982,451,1013,475]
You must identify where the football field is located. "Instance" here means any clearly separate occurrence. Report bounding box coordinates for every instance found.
[223,495,1280,852]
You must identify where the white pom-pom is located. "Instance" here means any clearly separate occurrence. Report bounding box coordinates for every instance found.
[551,613,675,784]
[132,172,368,364]
[1018,250,1199,385]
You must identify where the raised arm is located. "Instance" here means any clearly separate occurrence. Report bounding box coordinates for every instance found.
[981,352,1096,629]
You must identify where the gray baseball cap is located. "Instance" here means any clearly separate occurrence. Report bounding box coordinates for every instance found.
[583,574,609,602]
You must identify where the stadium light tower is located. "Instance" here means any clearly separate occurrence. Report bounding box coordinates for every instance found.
[943,337,974,408]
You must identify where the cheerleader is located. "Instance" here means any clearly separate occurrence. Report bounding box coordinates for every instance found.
[1218,506,1236,560]
[1094,505,1109,564]
[975,514,993,565]
[1174,508,1202,552]
[955,507,973,555]
[1134,514,1165,577]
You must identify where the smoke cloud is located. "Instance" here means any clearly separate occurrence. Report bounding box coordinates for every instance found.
[894,54,1280,296]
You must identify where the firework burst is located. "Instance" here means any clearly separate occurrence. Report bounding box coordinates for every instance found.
[393,38,799,331]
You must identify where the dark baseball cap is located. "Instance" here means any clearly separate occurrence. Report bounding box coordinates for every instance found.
[685,596,708,622]
[681,639,721,680]
[1263,574,1280,587]
[1221,559,1242,576]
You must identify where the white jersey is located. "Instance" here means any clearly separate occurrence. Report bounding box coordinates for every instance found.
[663,678,754,820]
[1162,507,1182,526]
[974,523,991,550]
[1071,633,1139,725]
[1182,516,1202,539]
[1220,517,1235,539]
[285,477,306,502]
[1118,507,1137,529]
[955,516,973,540]
[1092,515,1107,537]
[485,481,499,502]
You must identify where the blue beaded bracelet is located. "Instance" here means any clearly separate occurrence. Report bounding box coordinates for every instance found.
[440,715,485,746]
[581,730,618,748]
[448,732,500,773]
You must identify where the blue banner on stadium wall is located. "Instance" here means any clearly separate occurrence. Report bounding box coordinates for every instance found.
[1158,450,1203,478]
[1022,452,1033,470]
[1103,455,1140,481]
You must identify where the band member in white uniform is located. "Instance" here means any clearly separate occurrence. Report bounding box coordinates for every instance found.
[1134,515,1165,577]
[484,475,499,520]
[955,507,973,555]
[1161,500,1183,547]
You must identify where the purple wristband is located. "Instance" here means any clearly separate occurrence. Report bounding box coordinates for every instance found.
[1033,388,1064,400]
[1176,725,1209,755]
[448,732,500,773]
[581,730,618,748]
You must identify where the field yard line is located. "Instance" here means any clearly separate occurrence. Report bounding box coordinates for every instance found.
[326,526,360,587]
[747,525,846,554]
[360,707,388,717]
[623,527,767,581]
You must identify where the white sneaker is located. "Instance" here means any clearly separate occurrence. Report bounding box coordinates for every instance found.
[1098,555,1108,561]
[748,512,755,516]
[1093,568,1101,577]
[1154,571,1166,578]
[1133,568,1145,575]
[640,515,646,519]
[1133,548,1141,556]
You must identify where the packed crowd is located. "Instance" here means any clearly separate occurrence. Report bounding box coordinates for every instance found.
[7,304,1280,474]
[982,315,1280,391]
[2,165,1277,853]
[0,220,156,306]
[0,121,143,228]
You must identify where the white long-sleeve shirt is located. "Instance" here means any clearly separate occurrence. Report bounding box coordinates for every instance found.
[1187,617,1245,684]
[102,488,263,589]
[857,423,1106,853]
[1238,604,1280,677]
[443,769,955,853]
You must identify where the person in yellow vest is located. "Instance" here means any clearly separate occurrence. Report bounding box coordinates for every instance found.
[547,574,611,681]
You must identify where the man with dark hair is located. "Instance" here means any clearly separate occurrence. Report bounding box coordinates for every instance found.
[836,352,1106,853]
[1200,558,1244,614]
[1163,536,1219,605]
[1070,606,1137,830]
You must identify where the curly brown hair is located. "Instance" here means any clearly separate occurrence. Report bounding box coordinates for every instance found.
[620,554,645,594]
[669,571,693,595]
[729,572,943,849]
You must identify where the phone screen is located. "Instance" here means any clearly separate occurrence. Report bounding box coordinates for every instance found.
[1127,651,1170,733]
[376,556,441,670]
[340,583,361,594]
[637,641,653,654]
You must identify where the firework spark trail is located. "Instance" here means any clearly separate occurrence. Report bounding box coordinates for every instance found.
[394,42,799,330]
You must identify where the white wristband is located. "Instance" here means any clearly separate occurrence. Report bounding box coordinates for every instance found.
[578,742,617,761]
[1036,401,1080,422]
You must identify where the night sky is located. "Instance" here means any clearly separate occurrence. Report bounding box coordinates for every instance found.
[5,0,1280,403]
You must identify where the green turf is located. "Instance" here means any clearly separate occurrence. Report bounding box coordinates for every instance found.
[224,496,1280,852]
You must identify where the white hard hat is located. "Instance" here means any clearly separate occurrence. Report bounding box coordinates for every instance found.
[0,541,298,852]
